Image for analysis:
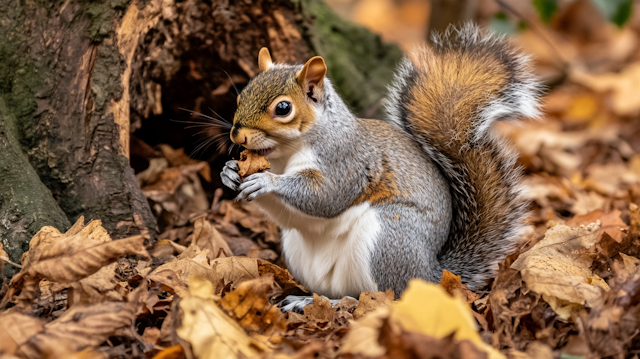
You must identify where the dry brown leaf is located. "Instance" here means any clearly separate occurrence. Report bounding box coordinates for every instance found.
[570,62,640,116]
[191,217,232,260]
[257,259,308,296]
[148,269,189,297]
[439,270,480,303]
[582,163,640,198]
[619,253,640,275]
[177,277,268,358]
[26,300,140,356]
[218,275,286,342]
[24,235,148,284]
[378,318,488,359]
[68,262,122,305]
[2,218,148,309]
[158,144,212,181]
[567,209,627,243]
[152,247,220,287]
[0,312,45,357]
[511,221,607,317]
[5,287,145,358]
[153,254,262,296]
[237,150,270,179]
[353,289,394,320]
[302,294,335,331]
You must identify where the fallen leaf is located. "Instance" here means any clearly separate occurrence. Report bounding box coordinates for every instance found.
[341,280,503,359]
[353,289,394,320]
[218,275,286,342]
[2,218,148,309]
[191,217,232,260]
[511,221,608,317]
[439,270,480,303]
[176,277,268,358]
[0,312,45,357]
[619,253,640,275]
[567,209,627,243]
[570,62,640,116]
[23,288,144,357]
[148,269,189,297]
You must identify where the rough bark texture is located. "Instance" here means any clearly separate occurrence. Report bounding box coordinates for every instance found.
[0,0,402,268]
[0,0,157,267]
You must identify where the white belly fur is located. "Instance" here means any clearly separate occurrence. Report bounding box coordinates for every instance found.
[255,144,380,298]
[255,195,380,298]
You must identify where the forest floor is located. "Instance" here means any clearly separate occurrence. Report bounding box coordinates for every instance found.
[2,2,640,358]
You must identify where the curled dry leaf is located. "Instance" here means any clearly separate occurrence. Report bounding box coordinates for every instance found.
[237,150,270,179]
[0,287,145,358]
[152,251,265,296]
[0,312,45,358]
[177,277,268,358]
[439,270,480,304]
[148,269,189,297]
[2,217,149,309]
[218,275,286,343]
[511,221,608,318]
[26,297,142,357]
[578,266,640,357]
[191,217,232,260]
[25,234,147,284]
[257,259,308,296]
[353,289,394,320]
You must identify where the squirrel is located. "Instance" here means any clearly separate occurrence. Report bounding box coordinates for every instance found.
[220,24,540,311]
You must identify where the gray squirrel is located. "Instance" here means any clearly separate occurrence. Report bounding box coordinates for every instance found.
[220,24,541,311]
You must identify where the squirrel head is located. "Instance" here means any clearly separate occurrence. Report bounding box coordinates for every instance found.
[230,48,327,158]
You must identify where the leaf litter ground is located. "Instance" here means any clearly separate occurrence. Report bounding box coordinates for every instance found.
[3,3,640,358]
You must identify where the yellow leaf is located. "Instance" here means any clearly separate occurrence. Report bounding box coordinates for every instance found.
[177,277,267,359]
[391,280,502,359]
[342,280,503,359]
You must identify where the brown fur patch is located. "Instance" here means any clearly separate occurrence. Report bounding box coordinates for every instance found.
[299,169,323,190]
[352,158,399,206]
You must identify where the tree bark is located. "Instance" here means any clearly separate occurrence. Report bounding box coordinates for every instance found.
[0,0,402,267]
[0,0,158,268]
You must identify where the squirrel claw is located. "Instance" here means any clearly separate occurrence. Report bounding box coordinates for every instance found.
[236,172,278,201]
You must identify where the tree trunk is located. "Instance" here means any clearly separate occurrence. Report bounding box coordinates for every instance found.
[0,0,402,268]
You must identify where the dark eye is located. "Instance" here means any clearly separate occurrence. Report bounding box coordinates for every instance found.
[275,101,292,116]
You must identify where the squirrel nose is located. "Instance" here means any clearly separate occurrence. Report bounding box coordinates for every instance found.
[231,127,247,145]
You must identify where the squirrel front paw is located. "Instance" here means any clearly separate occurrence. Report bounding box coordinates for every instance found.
[236,172,279,201]
[220,160,242,191]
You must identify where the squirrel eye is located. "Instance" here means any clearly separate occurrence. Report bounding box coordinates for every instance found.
[275,101,292,117]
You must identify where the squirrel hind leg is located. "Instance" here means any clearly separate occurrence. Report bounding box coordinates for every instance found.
[369,202,450,295]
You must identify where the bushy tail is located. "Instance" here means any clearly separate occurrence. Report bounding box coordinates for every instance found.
[385,24,541,290]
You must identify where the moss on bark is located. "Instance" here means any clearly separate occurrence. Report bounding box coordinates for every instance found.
[296,0,404,118]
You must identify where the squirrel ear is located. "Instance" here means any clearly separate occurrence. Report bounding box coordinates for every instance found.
[297,56,326,89]
[258,48,273,72]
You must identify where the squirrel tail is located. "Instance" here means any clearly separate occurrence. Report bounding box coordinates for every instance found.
[385,23,541,290]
